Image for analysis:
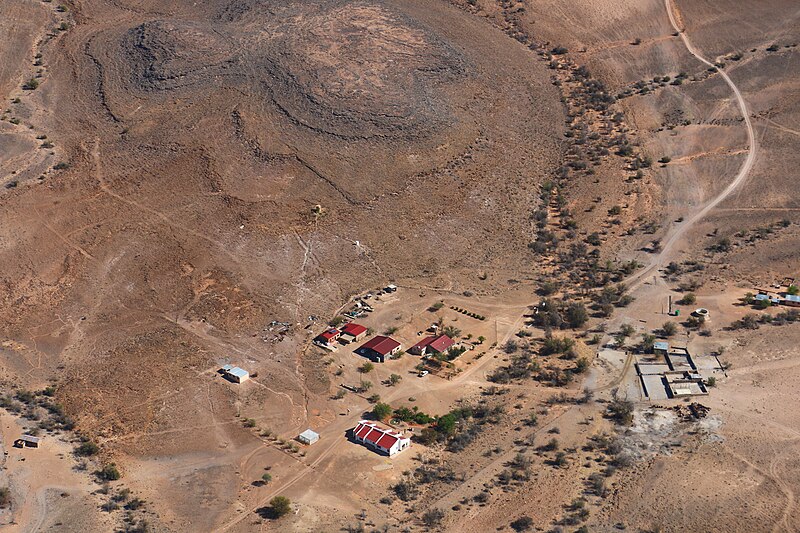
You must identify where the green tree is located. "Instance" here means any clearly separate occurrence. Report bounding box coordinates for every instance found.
[372,402,392,420]
[388,374,402,386]
[358,362,374,374]
[679,293,696,305]
[662,321,677,337]
[640,333,656,353]
[442,325,462,339]
[789,285,799,296]
[261,473,272,484]
[755,298,771,310]
[618,324,635,339]
[565,302,588,329]
[436,414,457,436]
[268,496,291,518]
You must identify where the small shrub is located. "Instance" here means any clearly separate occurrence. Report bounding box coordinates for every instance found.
[510,516,534,532]
[76,441,100,456]
[422,508,445,527]
[98,464,121,481]
[0,488,10,509]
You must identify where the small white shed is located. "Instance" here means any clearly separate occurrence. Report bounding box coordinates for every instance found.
[298,429,319,445]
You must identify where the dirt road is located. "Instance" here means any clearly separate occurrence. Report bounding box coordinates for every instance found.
[621,0,758,293]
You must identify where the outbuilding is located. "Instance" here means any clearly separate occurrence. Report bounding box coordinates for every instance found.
[221,364,250,383]
[298,429,319,445]
[14,435,41,448]
[352,420,410,456]
[358,335,402,363]
[653,341,669,355]
[339,322,368,344]
[783,294,800,307]
[314,328,341,348]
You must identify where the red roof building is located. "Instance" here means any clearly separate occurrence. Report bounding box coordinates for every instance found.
[314,328,340,347]
[352,420,410,456]
[358,335,402,362]
[409,334,455,356]
[340,322,368,343]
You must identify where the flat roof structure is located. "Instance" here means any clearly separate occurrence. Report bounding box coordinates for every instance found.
[784,294,800,306]
[298,429,319,445]
[221,365,250,383]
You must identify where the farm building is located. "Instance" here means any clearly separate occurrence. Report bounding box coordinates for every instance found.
[221,364,250,383]
[352,420,410,456]
[298,429,319,445]
[14,435,41,448]
[409,334,455,356]
[783,294,800,307]
[314,328,341,348]
[339,322,368,343]
[755,293,780,304]
[358,335,401,362]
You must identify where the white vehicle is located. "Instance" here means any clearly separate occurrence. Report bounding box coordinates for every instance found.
[418,370,429,377]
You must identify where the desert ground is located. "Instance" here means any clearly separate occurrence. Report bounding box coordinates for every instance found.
[0,0,799,532]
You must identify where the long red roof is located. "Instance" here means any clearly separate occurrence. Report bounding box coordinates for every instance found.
[361,335,401,356]
[354,421,404,450]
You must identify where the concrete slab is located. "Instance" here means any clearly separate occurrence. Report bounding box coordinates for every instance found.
[637,363,671,375]
[641,375,670,400]
[667,353,695,370]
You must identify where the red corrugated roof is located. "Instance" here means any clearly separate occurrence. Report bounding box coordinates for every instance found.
[375,432,399,450]
[428,335,454,353]
[341,323,367,336]
[354,421,403,450]
[354,423,373,439]
[411,335,454,353]
[361,335,401,356]
[317,329,340,341]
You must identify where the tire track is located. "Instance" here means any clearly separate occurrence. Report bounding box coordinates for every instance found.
[622,0,758,294]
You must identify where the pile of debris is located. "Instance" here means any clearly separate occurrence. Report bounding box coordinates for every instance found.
[673,402,710,421]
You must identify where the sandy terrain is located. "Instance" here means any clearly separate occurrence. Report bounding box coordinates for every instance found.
[0,0,798,531]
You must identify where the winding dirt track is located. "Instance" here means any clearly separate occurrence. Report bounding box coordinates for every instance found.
[623,0,758,293]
